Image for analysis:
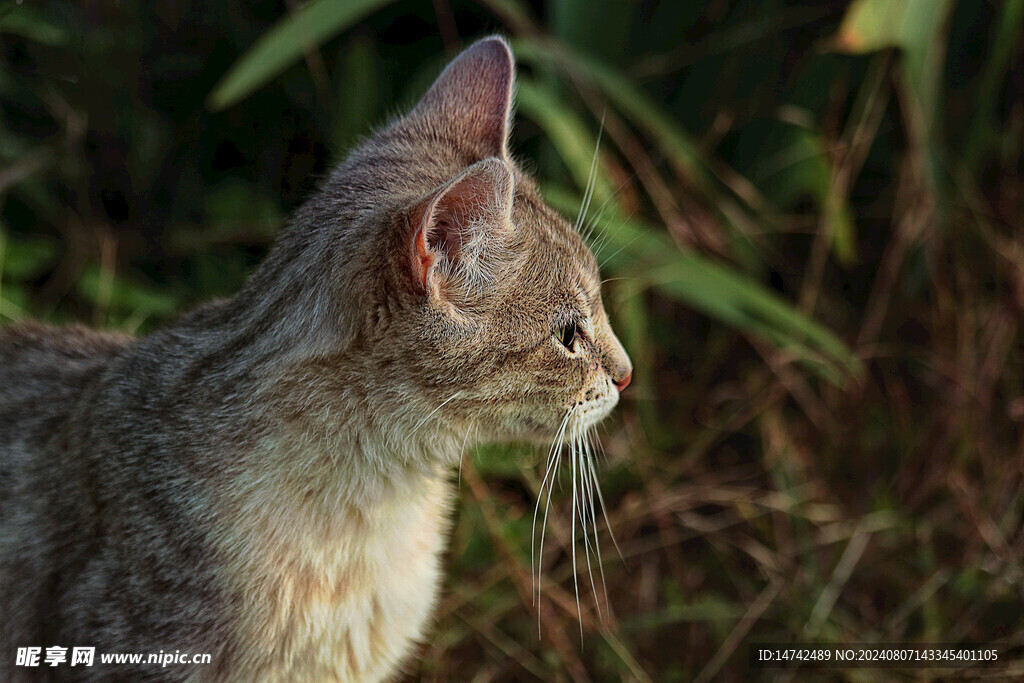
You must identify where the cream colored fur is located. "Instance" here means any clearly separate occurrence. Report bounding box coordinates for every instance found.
[215,442,451,681]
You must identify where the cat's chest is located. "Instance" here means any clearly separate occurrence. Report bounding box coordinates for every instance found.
[218,471,453,682]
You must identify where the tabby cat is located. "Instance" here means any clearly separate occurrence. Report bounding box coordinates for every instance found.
[0,36,631,681]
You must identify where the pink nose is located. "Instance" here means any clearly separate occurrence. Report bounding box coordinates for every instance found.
[614,372,631,392]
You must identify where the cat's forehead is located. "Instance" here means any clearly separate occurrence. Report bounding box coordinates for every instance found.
[510,179,602,298]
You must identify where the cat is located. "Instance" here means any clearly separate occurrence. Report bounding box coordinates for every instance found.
[0,36,631,682]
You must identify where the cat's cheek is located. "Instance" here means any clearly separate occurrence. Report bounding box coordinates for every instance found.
[475,403,563,443]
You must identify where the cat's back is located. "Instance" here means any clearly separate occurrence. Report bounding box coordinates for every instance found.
[0,323,132,665]
[0,321,130,417]
[0,322,131,466]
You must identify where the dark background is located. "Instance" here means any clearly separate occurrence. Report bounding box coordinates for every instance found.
[1,0,1022,679]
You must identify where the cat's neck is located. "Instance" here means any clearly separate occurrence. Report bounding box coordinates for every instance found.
[230,399,463,513]
[129,292,464,508]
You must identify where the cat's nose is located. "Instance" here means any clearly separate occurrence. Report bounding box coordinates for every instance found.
[596,315,632,392]
[613,372,631,392]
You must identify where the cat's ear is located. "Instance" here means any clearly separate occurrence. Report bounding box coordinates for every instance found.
[410,36,514,159]
[408,157,514,299]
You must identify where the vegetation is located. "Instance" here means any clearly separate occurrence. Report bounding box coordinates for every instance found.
[2,0,1022,679]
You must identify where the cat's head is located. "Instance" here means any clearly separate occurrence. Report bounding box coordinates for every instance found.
[272,37,630,448]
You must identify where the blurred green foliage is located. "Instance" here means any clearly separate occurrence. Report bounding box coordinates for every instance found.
[2,0,1023,679]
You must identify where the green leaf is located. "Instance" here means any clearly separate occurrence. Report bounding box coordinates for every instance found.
[513,37,708,188]
[77,266,179,324]
[0,4,69,46]
[330,34,382,154]
[834,0,950,55]
[473,0,537,34]
[834,0,955,138]
[207,0,397,111]
[552,0,632,60]
[963,0,1024,172]
[641,254,856,385]
[0,232,56,280]
[754,122,856,266]
[0,289,28,321]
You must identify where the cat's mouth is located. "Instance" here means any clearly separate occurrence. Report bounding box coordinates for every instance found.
[567,388,619,430]
[571,400,617,430]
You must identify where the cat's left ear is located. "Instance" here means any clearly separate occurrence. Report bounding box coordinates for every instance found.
[410,36,514,160]
[408,157,514,299]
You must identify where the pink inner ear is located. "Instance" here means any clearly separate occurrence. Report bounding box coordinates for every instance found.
[428,217,463,257]
[412,198,465,290]
[409,158,514,294]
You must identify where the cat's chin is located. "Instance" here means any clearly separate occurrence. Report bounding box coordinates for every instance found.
[496,415,611,446]
[486,400,619,444]
[574,404,618,431]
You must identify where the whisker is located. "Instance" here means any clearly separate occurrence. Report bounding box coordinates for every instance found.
[456,419,476,489]
[582,169,639,246]
[533,410,571,581]
[586,446,624,563]
[584,427,610,611]
[530,406,621,635]
[597,229,643,269]
[536,421,567,626]
[569,418,583,638]
[576,427,603,622]
[588,210,627,261]
[588,203,637,260]
[575,112,605,235]
[532,407,573,627]
[408,390,463,440]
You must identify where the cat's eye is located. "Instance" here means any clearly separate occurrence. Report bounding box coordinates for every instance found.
[556,320,579,352]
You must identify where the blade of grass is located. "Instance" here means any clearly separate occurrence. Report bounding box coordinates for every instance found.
[962,0,1024,173]
[693,578,783,683]
[474,0,537,35]
[330,34,383,154]
[207,0,397,110]
[804,518,873,639]
[833,0,955,192]
[599,630,654,683]
[0,3,69,46]
[515,77,615,204]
